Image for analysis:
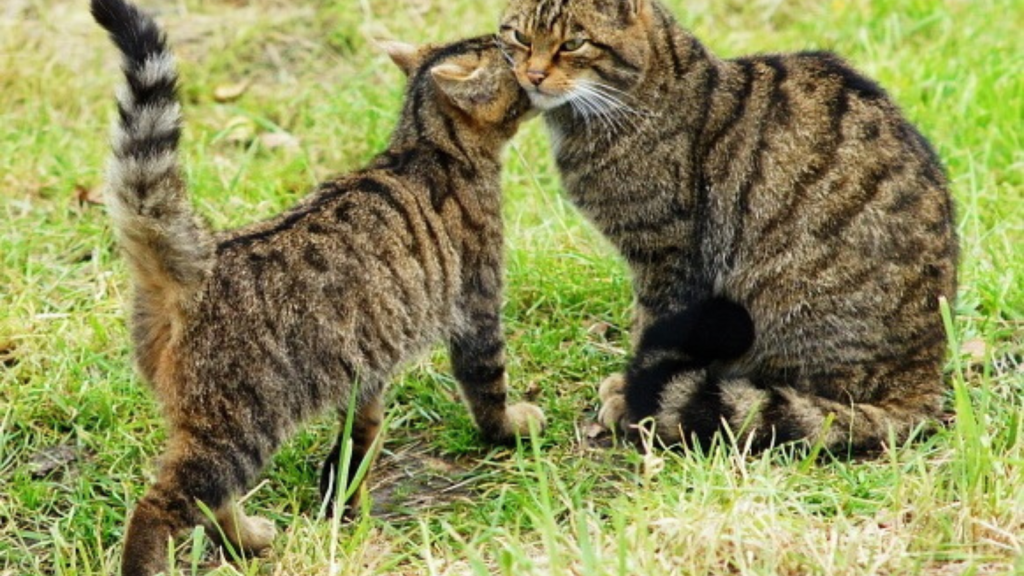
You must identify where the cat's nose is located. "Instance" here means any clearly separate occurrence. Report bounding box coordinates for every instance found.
[526,69,547,86]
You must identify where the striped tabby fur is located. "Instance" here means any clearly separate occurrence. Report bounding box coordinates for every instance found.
[91,0,542,573]
[500,0,957,453]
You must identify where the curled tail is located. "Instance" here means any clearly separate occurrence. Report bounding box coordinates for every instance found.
[92,0,212,312]
[650,368,942,454]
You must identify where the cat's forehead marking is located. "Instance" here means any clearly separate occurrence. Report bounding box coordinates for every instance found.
[529,0,577,31]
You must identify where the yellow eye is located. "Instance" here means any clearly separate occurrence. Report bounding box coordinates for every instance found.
[561,39,586,52]
[513,30,531,47]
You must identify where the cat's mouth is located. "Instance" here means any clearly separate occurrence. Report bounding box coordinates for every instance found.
[525,87,573,111]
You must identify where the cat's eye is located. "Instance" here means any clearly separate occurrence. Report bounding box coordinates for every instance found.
[561,39,587,52]
[513,30,531,47]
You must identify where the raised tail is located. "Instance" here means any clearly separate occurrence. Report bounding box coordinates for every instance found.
[92,0,212,313]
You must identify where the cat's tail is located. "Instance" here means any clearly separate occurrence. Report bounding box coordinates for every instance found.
[92,0,213,311]
[653,370,943,454]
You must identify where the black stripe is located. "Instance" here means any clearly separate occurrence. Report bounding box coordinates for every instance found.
[813,162,901,240]
[754,82,847,243]
[728,59,788,267]
[619,242,683,264]
[762,55,792,126]
[455,363,505,385]
[217,182,348,252]
[440,113,472,163]
[425,148,458,209]
[116,128,180,160]
[625,356,698,420]
[590,63,634,88]
[447,188,490,233]
[591,41,642,74]
[604,202,692,236]
[303,245,329,272]
[125,73,177,107]
[660,16,687,79]
[703,59,756,156]
[802,51,886,101]
[217,175,414,253]
[750,390,807,449]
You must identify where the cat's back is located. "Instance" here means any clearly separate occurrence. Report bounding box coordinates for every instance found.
[704,50,957,383]
[169,169,462,395]
[211,168,458,297]
[706,49,956,280]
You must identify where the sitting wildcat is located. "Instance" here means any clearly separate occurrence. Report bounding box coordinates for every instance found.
[91,0,543,573]
[499,0,957,452]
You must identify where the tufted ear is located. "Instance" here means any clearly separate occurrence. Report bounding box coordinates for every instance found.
[625,0,646,21]
[430,60,492,112]
[378,40,425,76]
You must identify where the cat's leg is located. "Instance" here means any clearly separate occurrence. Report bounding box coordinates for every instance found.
[319,394,384,519]
[449,266,545,443]
[121,431,270,576]
[595,299,660,424]
[450,327,546,443]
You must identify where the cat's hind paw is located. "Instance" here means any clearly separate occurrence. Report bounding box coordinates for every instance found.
[215,503,277,554]
[597,373,629,431]
[234,514,277,553]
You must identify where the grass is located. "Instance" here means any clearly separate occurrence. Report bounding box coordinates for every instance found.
[1,0,1021,574]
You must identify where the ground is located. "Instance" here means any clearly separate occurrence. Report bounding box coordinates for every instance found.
[0,0,1021,574]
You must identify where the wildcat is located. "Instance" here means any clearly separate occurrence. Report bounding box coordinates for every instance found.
[91,0,543,573]
[499,0,957,453]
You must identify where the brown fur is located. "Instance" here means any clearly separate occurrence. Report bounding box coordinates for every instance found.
[91,1,544,574]
[500,0,957,453]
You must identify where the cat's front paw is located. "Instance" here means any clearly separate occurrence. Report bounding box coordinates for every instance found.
[505,402,546,436]
[216,505,277,554]
[597,373,629,431]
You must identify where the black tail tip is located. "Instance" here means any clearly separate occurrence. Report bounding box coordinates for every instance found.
[90,0,135,32]
[639,297,755,362]
[91,0,166,64]
[689,297,755,360]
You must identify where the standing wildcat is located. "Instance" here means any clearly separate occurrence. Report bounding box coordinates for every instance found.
[91,0,543,573]
[499,0,956,452]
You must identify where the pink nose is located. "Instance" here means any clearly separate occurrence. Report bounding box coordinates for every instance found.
[526,69,546,86]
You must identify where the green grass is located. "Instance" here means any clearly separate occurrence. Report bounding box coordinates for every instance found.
[1,0,1021,574]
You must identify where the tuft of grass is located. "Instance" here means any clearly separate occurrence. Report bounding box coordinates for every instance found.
[1,0,1021,574]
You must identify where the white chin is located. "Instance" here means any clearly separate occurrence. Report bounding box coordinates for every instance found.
[528,91,571,111]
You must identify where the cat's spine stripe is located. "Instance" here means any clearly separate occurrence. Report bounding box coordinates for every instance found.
[703,59,757,156]
[726,58,792,268]
[657,11,688,78]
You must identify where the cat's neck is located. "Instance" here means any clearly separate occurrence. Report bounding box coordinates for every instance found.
[638,3,720,107]
[389,97,506,175]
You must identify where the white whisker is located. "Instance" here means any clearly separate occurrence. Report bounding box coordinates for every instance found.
[564,79,654,136]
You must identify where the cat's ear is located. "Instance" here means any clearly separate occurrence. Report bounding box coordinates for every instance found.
[378,40,425,76]
[430,61,491,111]
[623,0,647,22]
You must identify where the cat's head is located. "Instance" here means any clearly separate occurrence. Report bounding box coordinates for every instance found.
[498,0,653,112]
[382,36,533,136]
